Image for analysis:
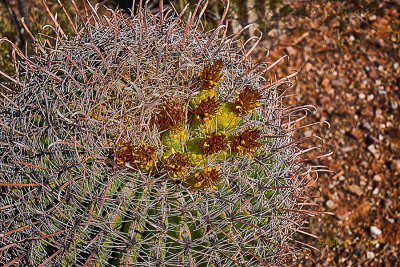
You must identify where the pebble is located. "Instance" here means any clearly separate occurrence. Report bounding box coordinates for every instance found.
[369,69,378,78]
[350,128,363,139]
[368,144,378,157]
[392,160,400,172]
[349,35,355,41]
[361,108,374,117]
[372,187,379,195]
[362,122,372,131]
[370,226,382,236]
[339,175,345,181]
[341,146,352,153]
[366,251,375,259]
[359,93,366,99]
[348,184,363,196]
[360,161,369,169]
[375,108,382,118]
[394,62,399,69]
[326,199,335,209]
[391,101,399,110]
[373,174,382,182]
[367,94,374,101]
[331,78,345,87]
[335,207,348,220]
[286,46,297,56]
[304,130,313,137]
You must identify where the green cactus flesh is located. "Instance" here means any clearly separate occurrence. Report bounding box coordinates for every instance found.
[0,2,312,266]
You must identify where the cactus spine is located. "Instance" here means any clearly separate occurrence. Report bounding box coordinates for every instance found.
[0,1,317,266]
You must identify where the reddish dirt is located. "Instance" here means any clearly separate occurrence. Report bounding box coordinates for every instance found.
[261,1,400,266]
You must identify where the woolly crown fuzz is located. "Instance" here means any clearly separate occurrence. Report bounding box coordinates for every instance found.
[0,1,319,266]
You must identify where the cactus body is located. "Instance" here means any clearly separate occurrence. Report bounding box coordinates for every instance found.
[0,2,314,266]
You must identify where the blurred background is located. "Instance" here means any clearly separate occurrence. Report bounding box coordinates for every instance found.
[1,0,399,266]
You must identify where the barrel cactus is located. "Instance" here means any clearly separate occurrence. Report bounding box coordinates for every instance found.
[0,1,317,266]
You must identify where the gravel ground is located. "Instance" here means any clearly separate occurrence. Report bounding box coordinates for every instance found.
[259,1,400,266]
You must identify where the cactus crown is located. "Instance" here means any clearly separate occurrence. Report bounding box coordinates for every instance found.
[0,1,319,266]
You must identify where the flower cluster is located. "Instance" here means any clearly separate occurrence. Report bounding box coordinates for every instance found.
[116,141,156,170]
[193,165,221,189]
[199,59,224,90]
[193,96,221,122]
[115,59,263,189]
[232,87,261,115]
[232,127,262,156]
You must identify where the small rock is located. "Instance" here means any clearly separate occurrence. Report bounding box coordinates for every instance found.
[387,218,395,223]
[370,226,382,236]
[391,101,399,110]
[391,160,400,172]
[364,66,370,72]
[373,174,382,182]
[320,96,330,105]
[348,184,363,196]
[305,62,314,71]
[350,128,363,139]
[321,78,330,88]
[341,146,352,153]
[394,62,399,69]
[361,108,374,117]
[378,89,386,95]
[368,144,378,157]
[359,93,366,99]
[335,207,348,220]
[339,175,345,181]
[360,161,369,169]
[267,28,279,38]
[375,108,382,118]
[331,78,345,87]
[372,187,379,195]
[366,251,375,259]
[285,46,297,56]
[367,94,374,101]
[369,69,378,79]
[304,130,312,137]
[349,35,355,41]
[362,122,372,131]
[326,199,335,209]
